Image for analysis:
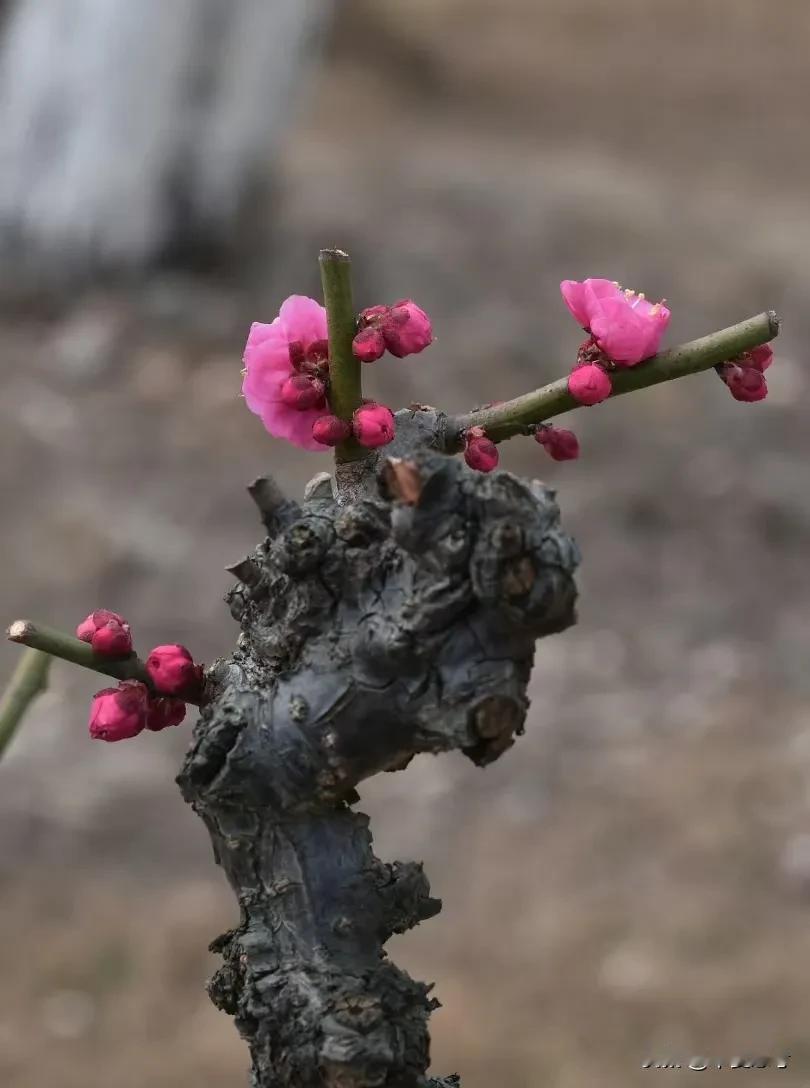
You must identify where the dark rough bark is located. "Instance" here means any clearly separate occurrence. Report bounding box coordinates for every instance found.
[177,409,579,1087]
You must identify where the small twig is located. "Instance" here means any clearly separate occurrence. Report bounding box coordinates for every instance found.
[319,248,366,464]
[0,648,51,759]
[6,620,201,706]
[446,310,780,447]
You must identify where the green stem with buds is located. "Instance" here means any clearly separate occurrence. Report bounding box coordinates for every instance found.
[5,620,201,706]
[447,310,780,447]
[319,248,365,463]
[0,648,51,759]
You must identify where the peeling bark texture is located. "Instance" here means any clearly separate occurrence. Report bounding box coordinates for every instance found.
[0,0,329,284]
[178,410,579,1087]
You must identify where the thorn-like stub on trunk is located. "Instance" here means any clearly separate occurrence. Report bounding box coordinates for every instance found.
[501,555,537,598]
[471,694,524,739]
[247,476,301,535]
[224,557,262,585]
[304,471,335,502]
[380,458,423,505]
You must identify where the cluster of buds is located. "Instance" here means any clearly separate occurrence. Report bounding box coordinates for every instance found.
[76,609,132,656]
[561,278,672,406]
[311,402,396,450]
[462,421,581,475]
[351,300,433,362]
[242,295,432,453]
[242,276,774,469]
[716,344,772,402]
[76,611,202,742]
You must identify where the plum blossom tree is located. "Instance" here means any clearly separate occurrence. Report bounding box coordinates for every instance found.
[2,248,780,1086]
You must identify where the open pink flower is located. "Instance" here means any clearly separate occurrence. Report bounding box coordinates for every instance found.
[560,278,670,366]
[242,296,330,451]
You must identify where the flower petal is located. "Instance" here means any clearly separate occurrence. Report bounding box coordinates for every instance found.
[278,295,328,351]
[589,297,655,365]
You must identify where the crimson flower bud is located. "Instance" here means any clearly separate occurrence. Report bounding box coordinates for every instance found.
[145,644,202,697]
[535,425,580,462]
[146,697,187,732]
[352,403,396,448]
[352,327,386,363]
[89,680,149,741]
[736,344,773,373]
[76,610,133,657]
[279,374,326,411]
[568,363,612,405]
[464,427,499,473]
[724,364,768,403]
[312,414,352,446]
[381,299,433,358]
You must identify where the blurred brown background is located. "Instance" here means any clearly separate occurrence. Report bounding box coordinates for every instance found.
[2,2,810,1086]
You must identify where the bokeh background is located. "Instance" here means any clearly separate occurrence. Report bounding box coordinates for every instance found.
[1,2,809,1086]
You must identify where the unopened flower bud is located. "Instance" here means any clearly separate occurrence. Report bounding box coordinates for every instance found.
[145,644,202,697]
[724,364,768,403]
[382,300,433,358]
[89,680,149,741]
[352,327,386,363]
[464,427,499,473]
[312,414,352,446]
[146,697,187,732]
[358,304,390,324]
[745,344,773,373]
[568,363,612,405]
[76,610,132,657]
[279,373,326,411]
[535,425,580,461]
[352,403,396,448]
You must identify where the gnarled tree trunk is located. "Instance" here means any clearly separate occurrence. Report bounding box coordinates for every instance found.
[178,410,579,1086]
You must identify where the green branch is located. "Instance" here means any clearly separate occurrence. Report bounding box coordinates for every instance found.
[447,310,780,447]
[6,620,201,706]
[319,248,365,463]
[0,648,51,760]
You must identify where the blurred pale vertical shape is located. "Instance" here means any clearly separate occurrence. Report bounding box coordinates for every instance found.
[0,0,330,281]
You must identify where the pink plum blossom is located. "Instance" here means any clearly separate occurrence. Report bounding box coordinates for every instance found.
[535,425,580,461]
[89,680,149,741]
[242,296,331,451]
[568,363,612,405]
[464,427,499,473]
[561,278,670,366]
